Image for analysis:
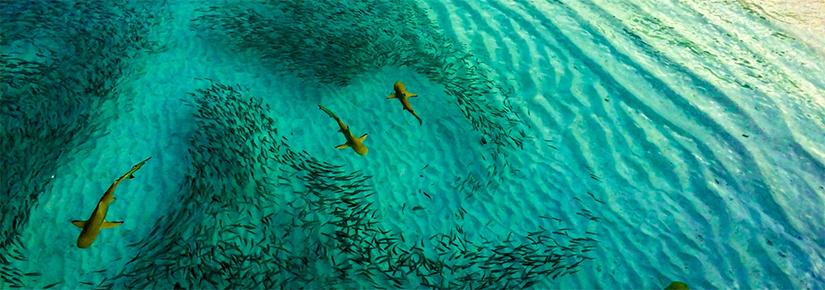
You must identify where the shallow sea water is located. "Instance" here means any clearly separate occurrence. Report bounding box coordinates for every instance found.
[1,1,823,289]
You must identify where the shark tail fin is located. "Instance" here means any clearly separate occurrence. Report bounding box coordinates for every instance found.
[102,221,124,229]
[318,104,340,120]
[411,111,423,125]
[134,157,152,168]
[119,157,151,181]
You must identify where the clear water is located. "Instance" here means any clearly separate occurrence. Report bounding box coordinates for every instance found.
[1,1,823,289]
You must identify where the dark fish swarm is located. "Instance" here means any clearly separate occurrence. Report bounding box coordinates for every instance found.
[98,81,599,289]
[190,0,528,157]
[0,1,162,288]
[1,0,600,288]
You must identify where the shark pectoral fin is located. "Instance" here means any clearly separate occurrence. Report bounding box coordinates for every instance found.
[102,221,124,229]
[386,93,397,99]
[409,93,418,98]
[127,174,136,179]
[71,220,86,228]
[335,143,350,150]
[358,133,368,142]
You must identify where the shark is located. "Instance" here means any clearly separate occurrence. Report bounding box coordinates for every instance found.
[665,281,689,290]
[72,157,151,248]
[319,104,368,156]
[386,81,422,125]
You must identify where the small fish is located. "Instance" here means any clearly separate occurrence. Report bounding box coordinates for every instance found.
[586,191,604,204]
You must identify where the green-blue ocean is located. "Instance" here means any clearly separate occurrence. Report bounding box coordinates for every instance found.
[1,0,823,289]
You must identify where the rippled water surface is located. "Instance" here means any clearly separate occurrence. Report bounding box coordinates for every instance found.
[1,1,823,289]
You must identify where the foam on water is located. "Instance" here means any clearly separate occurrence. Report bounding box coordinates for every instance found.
[1,0,823,289]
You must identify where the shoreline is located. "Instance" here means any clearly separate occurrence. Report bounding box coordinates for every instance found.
[741,0,825,53]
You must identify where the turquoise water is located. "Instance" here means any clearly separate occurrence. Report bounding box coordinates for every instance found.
[1,0,823,289]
